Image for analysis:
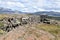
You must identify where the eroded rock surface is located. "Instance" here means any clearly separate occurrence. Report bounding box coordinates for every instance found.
[0,24,55,40]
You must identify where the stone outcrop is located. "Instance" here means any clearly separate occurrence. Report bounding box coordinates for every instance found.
[0,15,59,32]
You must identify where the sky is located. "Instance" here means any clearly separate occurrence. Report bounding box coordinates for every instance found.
[0,0,60,12]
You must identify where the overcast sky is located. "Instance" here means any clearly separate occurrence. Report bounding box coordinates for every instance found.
[0,0,60,12]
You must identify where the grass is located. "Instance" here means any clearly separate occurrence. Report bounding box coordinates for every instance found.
[0,29,5,34]
[0,22,5,35]
[36,24,60,40]
[0,22,4,27]
[36,24,60,35]
[0,14,6,19]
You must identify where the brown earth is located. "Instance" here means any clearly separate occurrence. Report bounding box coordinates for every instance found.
[0,24,55,40]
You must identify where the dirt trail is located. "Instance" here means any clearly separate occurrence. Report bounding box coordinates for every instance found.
[0,24,55,40]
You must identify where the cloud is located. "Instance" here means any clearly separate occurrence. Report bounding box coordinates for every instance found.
[0,1,25,10]
[44,0,60,10]
[0,0,60,12]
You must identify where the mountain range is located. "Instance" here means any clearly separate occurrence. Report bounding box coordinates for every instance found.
[33,11,60,17]
[0,7,60,17]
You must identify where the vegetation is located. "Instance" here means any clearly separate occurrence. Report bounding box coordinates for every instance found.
[47,16,60,21]
[0,29,4,34]
[0,14,60,40]
[36,24,60,40]
[0,22,5,35]
[0,14,6,35]
[0,22,4,27]
[36,24,60,35]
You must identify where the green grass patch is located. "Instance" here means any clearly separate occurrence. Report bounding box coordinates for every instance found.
[0,22,4,28]
[36,24,60,40]
[36,24,60,35]
[0,29,5,35]
[0,22,4,26]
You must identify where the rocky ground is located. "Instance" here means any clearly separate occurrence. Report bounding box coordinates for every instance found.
[0,24,55,40]
[0,14,60,40]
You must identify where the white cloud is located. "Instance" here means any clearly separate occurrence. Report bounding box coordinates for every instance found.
[0,0,60,12]
[0,1,25,9]
[44,0,60,10]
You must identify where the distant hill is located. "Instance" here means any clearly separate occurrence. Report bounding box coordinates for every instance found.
[0,7,15,13]
[0,7,60,17]
[33,11,60,17]
[0,7,24,14]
